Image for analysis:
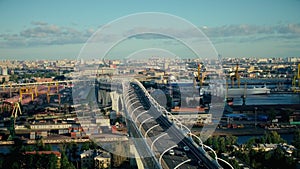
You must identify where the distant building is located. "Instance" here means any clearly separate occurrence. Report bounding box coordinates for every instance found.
[0,66,9,83]
[252,144,277,152]
[34,77,53,83]
[0,75,9,83]
[80,149,111,169]
[170,107,212,125]
[30,123,72,130]
[94,152,111,169]
[0,66,8,75]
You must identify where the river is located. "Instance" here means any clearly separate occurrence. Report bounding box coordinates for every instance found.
[236,133,294,145]
[232,93,300,105]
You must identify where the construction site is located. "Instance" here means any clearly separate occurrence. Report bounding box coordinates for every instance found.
[0,80,80,142]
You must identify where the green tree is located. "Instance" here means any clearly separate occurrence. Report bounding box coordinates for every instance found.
[60,152,76,169]
[225,135,237,145]
[266,147,295,169]
[267,108,277,121]
[211,137,220,151]
[44,143,52,151]
[9,74,19,83]
[70,142,79,167]
[219,137,226,153]
[205,137,213,146]
[246,137,257,150]
[0,156,3,169]
[81,142,90,151]
[263,131,285,144]
[292,129,300,149]
[228,159,241,169]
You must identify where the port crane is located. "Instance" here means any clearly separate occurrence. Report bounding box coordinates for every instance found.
[231,63,240,88]
[196,63,211,106]
[197,63,206,88]
[292,63,300,92]
[0,101,22,140]
[9,102,22,140]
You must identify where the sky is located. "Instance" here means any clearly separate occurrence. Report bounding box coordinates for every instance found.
[0,0,300,60]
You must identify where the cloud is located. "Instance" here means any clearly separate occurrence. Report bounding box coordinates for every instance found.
[123,27,205,41]
[202,23,300,41]
[198,23,300,48]
[1,22,300,48]
[0,22,95,48]
[20,25,61,38]
[124,23,300,43]
[31,21,48,26]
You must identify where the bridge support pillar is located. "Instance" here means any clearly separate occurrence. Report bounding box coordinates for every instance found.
[130,144,145,169]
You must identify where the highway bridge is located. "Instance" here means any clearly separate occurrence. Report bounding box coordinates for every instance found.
[122,79,232,169]
[11,78,232,168]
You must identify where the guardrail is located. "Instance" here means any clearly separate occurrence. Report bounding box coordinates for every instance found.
[130,79,233,169]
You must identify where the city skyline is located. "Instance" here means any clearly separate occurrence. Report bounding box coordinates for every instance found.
[0,0,300,60]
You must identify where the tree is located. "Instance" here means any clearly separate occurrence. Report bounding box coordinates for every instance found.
[219,137,226,153]
[266,147,295,169]
[44,143,52,151]
[60,152,76,169]
[70,142,79,167]
[292,129,300,149]
[246,137,257,150]
[263,131,285,144]
[225,135,237,145]
[81,142,90,151]
[9,74,18,83]
[205,137,213,146]
[267,108,277,121]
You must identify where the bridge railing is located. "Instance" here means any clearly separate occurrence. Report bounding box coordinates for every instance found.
[130,79,233,169]
[122,81,163,169]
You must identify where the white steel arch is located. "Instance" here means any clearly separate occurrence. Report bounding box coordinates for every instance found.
[138,116,154,131]
[159,144,178,165]
[129,105,143,117]
[150,133,168,151]
[134,110,148,123]
[144,124,160,137]
[174,159,192,169]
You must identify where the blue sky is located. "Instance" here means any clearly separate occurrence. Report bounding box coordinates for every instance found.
[0,0,300,60]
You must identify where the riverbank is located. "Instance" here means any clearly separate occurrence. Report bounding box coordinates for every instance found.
[231,103,300,113]
[212,127,296,136]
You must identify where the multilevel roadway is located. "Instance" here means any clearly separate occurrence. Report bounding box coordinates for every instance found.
[123,79,227,169]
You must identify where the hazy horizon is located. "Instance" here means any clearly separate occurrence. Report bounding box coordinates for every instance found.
[1,0,300,60]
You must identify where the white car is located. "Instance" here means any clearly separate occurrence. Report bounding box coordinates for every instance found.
[169,149,175,155]
[183,146,190,151]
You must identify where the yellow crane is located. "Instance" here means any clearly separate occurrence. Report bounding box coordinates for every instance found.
[8,102,22,140]
[197,63,206,88]
[292,63,300,93]
[231,63,240,88]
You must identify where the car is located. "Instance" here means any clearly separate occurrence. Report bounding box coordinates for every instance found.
[169,149,175,155]
[198,160,204,167]
[183,146,190,151]
[180,152,187,157]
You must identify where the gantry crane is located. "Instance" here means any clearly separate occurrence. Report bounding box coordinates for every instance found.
[197,63,206,88]
[292,63,300,93]
[8,102,22,140]
[19,86,36,101]
[46,82,60,104]
[196,63,211,107]
[231,63,240,88]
